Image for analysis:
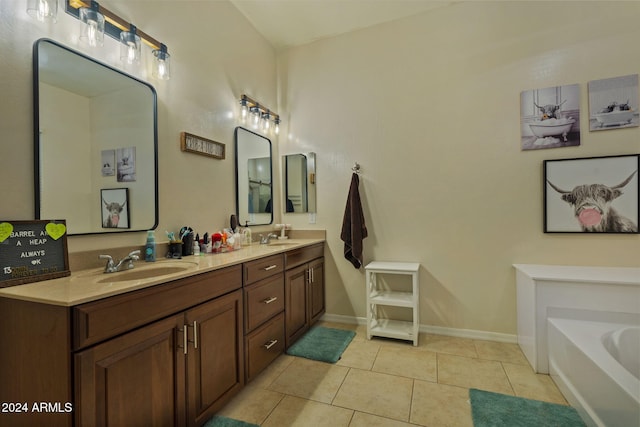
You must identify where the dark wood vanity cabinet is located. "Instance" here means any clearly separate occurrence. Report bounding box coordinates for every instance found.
[242,254,286,383]
[284,243,325,348]
[0,265,244,427]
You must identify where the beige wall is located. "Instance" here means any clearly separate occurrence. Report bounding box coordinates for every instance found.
[0,0,278,250]
[278,1,640,336]
[2,1,639,338]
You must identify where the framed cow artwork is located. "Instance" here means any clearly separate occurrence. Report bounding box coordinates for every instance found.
[544,154,639,233]
[101,188,130,229]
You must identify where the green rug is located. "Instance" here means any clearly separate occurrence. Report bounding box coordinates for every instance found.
[286,326,356,363]
[203,415,259,427]
[469,389,586,427]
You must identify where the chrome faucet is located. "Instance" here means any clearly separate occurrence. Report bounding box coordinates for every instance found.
[99,250,141,273]
[259,233,279,244]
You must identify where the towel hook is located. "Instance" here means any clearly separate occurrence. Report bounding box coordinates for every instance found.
[352,162,361,174]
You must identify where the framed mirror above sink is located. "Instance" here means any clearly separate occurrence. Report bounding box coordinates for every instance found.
[33,39,158,235]
[235,127,273,226]
[283,152,316,213]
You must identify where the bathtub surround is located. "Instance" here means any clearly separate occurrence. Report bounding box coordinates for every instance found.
[548,318,639,427]
[514,264,640,373]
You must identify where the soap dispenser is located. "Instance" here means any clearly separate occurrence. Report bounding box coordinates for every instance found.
[145,230,156,262]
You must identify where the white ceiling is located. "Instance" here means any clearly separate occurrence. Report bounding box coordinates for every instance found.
[229,0,454,51]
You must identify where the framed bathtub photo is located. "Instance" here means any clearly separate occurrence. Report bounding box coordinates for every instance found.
[588,74,639,131]
[520,84,581,151]
[543,154,639,234]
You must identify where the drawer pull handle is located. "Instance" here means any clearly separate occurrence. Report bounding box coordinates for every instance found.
[264,339,278,350]
[262,296,278,304]
[178,326,188,355]
[263,264,278,271]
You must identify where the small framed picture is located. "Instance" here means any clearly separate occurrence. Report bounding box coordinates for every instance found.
[544,155,639,233]
[101,149,115,176]
[101,188,130,229]
[588,74,639,131]
[116,147,136,182]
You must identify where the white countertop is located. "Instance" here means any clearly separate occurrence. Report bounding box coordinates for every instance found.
[0,239,324,306]
[513,264,640,286]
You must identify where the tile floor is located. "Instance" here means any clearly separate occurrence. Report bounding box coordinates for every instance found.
[217,321,568,426]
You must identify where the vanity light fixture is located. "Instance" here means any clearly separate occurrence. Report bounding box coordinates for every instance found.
[27,0,58,23]
[65,1,171,79]
[120,24,141,65]
[79,1,104,47]
[239,94,281,136]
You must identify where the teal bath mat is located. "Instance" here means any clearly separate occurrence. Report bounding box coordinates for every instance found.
[203,415,259,427]
[469,389,586,427]
[286,326,356,363]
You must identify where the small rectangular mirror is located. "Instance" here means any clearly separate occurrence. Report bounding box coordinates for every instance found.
[235,127,273,226]
[283,152,316,213]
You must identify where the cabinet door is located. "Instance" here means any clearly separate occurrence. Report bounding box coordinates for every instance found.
[185,290,244,427]
[75,314,186,427]
[308,257,325,325]
[285,263,309,347]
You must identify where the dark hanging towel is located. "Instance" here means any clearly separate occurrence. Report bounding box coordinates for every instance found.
[340,172,368,269]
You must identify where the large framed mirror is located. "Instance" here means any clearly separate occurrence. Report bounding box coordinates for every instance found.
[235,127,273,226]
[283,152,316,213]
[33,39,158,235]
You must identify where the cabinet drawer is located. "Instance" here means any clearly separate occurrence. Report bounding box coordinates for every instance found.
[243,254,284,284]
[73,265,242,350]
[245,312,285,383]
[284,243,323,269]
[244,273,284,333]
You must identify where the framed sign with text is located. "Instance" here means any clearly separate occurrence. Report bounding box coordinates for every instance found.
[0,220,70,288]
[180,132,225,159]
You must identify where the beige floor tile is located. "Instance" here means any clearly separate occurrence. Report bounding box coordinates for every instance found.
[502,362,568,405]
[262,395,353,427]
[349,411,416,427]
[372,346,437,382]
[411,380,473,427]
[216,385,284,425]
[421,334,478,358]
[267,357,349,403]
[332,368,413,422]
[249,354,296,389]
[474,340,529,365]
[336,338,381,370]
[437,353,513,395]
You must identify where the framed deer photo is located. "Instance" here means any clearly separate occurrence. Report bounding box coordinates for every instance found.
[544,154,639,233]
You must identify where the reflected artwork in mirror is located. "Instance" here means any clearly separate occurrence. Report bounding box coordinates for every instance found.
[283,152,316,213]
[235,127,273,226]
[33,39,158,235]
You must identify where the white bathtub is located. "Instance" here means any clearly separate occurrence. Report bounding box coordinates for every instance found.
[548,318,639,427]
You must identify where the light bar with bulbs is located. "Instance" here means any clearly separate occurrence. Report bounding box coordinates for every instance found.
[239,94,281,135]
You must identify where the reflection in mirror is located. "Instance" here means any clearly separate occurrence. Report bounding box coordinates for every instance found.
[34,39,158,235]
[283,152,316,213]
[235,127,273,226]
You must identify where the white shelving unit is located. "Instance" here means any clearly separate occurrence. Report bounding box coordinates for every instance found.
[365,261,420,346]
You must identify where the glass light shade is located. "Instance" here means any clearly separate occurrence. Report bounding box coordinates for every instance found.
[152,47,171,80]
[79,7,105,47]
[262,112,271,132]
[274,118,280,135]
[240,99,248,122]
[27,0,58,23]
[250,106,261,128]
[120,30,141,65]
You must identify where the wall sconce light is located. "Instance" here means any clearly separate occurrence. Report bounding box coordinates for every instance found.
[239,95,281,136]
[79,1,104,47]
[27,0,58,23]
[120,24,141,65]
[65,1,171,79]
[152,44,171,80]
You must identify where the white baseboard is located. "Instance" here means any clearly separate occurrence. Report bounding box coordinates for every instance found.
[321,313,517,343]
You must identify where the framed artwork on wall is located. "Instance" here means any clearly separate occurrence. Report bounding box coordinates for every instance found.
[101,188,130,229]
[544,154,639,233]
[588,74,639,131]
[520,83,581,150]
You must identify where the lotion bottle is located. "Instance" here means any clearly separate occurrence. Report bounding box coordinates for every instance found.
[145,230,156,262]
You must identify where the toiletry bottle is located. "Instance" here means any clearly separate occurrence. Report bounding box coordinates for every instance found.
[193,236,200,256]
[145,230,156,262]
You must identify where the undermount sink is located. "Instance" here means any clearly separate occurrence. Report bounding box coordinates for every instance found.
[74,261,199,284]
